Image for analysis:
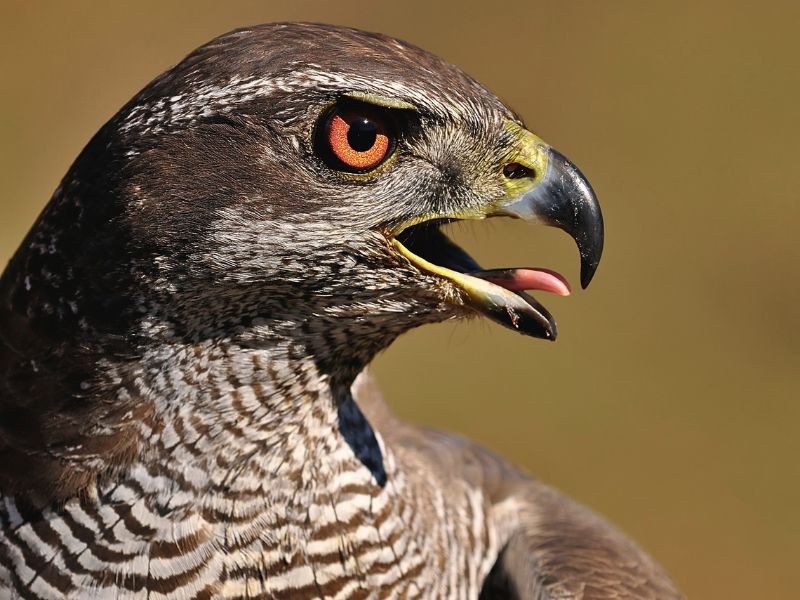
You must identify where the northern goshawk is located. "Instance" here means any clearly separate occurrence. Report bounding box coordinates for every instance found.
[0,23,682,599]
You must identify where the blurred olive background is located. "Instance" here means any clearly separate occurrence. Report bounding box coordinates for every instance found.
[1,1,798,597]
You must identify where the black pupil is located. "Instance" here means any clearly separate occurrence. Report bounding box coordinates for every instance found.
[347,117,378,151]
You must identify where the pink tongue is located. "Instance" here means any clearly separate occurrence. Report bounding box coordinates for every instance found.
[477,268,571,296]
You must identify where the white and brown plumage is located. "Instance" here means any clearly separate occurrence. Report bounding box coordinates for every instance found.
[0,23,682,599]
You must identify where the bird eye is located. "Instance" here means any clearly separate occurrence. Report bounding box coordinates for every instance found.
[317,105,395,172]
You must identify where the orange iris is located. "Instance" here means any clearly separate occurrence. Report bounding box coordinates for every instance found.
[326,111,391,171]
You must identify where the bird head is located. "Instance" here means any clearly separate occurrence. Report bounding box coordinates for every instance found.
[0,23,604,498]
[3,22,603,381]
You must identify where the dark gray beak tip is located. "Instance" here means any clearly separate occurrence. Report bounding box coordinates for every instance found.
[580,254,601,289]
[578,213,604,289]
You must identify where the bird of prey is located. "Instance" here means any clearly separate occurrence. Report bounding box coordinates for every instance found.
[0,23,683,599]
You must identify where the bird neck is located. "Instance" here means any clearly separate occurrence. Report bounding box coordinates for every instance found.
[102,336,390,514]
[138,336,353,461]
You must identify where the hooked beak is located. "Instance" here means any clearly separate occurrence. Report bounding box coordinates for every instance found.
[392,121,604,340]
[499,151,604,289]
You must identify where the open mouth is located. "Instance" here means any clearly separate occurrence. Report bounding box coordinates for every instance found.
[392,219,571,340]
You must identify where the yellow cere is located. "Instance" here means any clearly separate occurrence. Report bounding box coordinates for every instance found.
[500,120,551,201]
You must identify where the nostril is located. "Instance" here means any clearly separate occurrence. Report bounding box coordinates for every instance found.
[503,162,534,179]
